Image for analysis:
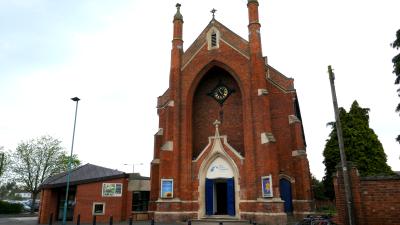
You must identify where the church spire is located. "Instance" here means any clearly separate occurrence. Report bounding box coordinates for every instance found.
[247,0,262,56]
[172,3,183,41]
[174,3,183,22]
[248,0,259,4]
[169,3,183,99]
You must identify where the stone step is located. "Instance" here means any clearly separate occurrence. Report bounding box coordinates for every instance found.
[190,218,250,225]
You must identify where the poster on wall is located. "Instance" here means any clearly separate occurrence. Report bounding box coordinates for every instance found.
[160,179,173,198]
[261,175,273,197]
[102,183,122,197]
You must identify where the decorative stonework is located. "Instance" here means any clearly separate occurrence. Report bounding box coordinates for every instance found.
[207,27,220,50]
[261,132,276,144]
[279,174,295,183]
[151,159,160,164]
[161,141,173,151]
[292,150,307,157]
[156,128,163,136]
[196,120,241,219]
[258,88,268,96]
[288,115,301,124]
[167,100,175,107]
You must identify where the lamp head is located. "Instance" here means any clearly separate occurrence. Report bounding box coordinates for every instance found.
[71,97,80,102]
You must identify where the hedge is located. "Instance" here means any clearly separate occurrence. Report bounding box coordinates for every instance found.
[0,200,23,214]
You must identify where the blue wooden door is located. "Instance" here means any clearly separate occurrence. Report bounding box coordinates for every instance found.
[205,179,214,215]
[279,178,293,212]
[226,178,235,216]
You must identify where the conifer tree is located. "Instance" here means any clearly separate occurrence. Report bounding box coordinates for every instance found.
[322,101,393,199]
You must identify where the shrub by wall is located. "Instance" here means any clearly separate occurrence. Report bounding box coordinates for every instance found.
[0,200,23,214]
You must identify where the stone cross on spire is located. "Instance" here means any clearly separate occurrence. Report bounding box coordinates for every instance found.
[213,119,221,128]
[213,119,221,138]
[211,8,217,19]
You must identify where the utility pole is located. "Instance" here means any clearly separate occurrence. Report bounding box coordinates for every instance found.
[328,65,354,225]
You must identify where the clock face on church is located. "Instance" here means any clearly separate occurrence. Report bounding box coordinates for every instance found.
[214,86,228,100]
[208,84,234,105]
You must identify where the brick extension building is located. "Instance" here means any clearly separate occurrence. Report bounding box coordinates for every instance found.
[150,1,314,224]
[39,164,150,224]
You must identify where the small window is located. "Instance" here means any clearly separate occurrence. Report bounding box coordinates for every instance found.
[207,28,220,50]
[211,32,217,47]
[102,183,123,197]
[92,202,105,215]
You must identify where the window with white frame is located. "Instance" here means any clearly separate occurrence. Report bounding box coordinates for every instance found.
[92,202,105,215]
[102,183,122,197]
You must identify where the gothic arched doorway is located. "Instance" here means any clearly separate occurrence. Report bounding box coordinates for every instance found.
[279,178,293,213]
[205,157,235,216]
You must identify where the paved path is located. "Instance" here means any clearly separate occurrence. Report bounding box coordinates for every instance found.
[0,217,300,225]
[0,217,181,225]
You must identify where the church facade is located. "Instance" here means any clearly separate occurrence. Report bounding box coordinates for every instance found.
[149,1,313,224]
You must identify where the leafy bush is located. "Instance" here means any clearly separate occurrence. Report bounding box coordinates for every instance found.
[0,200,23,214]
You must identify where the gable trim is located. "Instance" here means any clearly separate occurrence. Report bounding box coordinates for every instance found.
[220,38,249,60]
[181,38,249,71]
[182,42,207,70]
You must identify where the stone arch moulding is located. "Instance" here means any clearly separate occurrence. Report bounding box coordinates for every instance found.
[188,61,246,158]
[187,60,245,102]
[197,151,241,219]
[279,173,295,183]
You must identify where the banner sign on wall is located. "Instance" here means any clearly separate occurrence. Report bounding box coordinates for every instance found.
[161,179,173,198]
[261,175,273,197]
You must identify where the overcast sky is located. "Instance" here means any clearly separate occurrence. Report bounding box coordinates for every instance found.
[1,0,399,180]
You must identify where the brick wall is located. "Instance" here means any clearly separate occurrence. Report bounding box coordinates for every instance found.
[73,178,128,223]
[334,163,400,225]
[38,188,58,224]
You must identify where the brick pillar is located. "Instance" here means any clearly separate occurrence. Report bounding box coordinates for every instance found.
[289,113,314,213]
[38,188,58,224]
[334,162,361,225]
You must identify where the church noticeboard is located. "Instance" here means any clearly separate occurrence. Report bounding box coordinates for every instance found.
[261,175,273,197]
[160,179,173,198]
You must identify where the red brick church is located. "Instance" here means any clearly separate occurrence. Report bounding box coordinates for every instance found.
[149,1,314,224]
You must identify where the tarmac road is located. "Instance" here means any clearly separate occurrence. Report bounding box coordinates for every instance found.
[0,216,38,225]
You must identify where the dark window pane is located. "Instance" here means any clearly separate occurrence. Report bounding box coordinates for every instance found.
[211,33,217,47]
[94,204,104,214]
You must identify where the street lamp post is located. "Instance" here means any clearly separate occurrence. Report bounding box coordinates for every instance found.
[62,97,80,225]
[124,163,143,173]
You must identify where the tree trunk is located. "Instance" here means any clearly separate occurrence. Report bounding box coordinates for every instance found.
[30,192,37,214]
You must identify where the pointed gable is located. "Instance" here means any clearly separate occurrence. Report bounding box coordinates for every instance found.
[182,19,249,69]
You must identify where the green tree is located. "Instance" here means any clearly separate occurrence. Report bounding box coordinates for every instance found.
[9,136,80,213]
[391,29,400,143]
[311,175,328,200]
[56,153,81,174]
[322,101,393,199]
[0,146,5,178]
